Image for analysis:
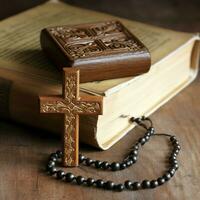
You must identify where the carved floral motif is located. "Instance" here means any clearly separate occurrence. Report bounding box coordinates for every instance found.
[49,21,143,59]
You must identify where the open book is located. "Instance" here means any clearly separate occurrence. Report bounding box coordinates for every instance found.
[0,1,199,149]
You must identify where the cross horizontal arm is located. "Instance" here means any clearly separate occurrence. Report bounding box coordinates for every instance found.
[76,95,103,115]
[39,95,68,113]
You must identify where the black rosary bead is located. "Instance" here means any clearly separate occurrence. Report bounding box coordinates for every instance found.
[76,176,85,185]
[171,154,177,158]
[56,170,65,179]
[125,160,133,167]
[149,127,155,135]
[124,180,132,189]
[170,136,176,142]
[65,173,75,182]
[96,179,104,188]
[157,177,165,185]
[133,144,139,150]
[101,161,110,170]
[131,150,138,156]
[104,181,115,190]
[172,152,177,157]
[120,163,127,170]
[46,164,53,172]
[174,163,179,170]
[46,164,54,172]
[56,150,63,158]
[145,135,150,141]
[132,182,141,190]
[163,173,171,181]
[150,180,158,188]
[48,160,55,167]
[132,156,137,163]
[146,132,151,137]
[115,184,124,192]
[170,155,177,161]
[85,158,94,166]
[173,140,179,146]
[94,160,102,168]
[110,162,120,171]
[49,155,57,162]
[48,167,57,175]
[139,137,146,145]
[169,169,175,177]
[176,145,181,151]
[86,178,95,186]
[79,154,85,163]
[50,153,58,159]
[142,180,151,189]
[173,149,179,154]
[172,160,178,164]
[172,153,177,158]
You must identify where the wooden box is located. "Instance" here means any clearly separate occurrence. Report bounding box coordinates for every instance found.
[40,20,151,83]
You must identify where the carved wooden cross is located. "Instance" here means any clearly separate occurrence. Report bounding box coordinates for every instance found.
[39,68,103,167]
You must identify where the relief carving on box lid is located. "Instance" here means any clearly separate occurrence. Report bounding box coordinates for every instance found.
[49,21,145,59]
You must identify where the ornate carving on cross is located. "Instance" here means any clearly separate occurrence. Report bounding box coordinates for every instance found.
[39,68,103,167]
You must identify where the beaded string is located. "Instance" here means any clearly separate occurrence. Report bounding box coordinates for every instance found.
[45,116,180,192]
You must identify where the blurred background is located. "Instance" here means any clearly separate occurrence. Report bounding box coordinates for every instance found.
[0,0,199,32]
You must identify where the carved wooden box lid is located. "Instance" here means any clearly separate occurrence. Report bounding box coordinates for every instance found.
[40,20,151,83]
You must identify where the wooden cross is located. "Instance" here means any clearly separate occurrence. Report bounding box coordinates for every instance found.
[39,68,103,167]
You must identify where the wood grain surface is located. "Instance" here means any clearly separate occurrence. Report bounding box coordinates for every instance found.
[0,1,200,200]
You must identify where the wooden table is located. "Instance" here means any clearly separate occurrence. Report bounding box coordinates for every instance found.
[0,1,200,199]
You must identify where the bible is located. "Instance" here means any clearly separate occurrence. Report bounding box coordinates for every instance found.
[0,1,199,149]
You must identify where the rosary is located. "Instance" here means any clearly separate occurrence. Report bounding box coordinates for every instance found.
[40,69,180,192]
[45,116,180,192]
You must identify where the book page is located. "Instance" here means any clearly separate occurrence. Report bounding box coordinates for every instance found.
[0,1,193,95]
